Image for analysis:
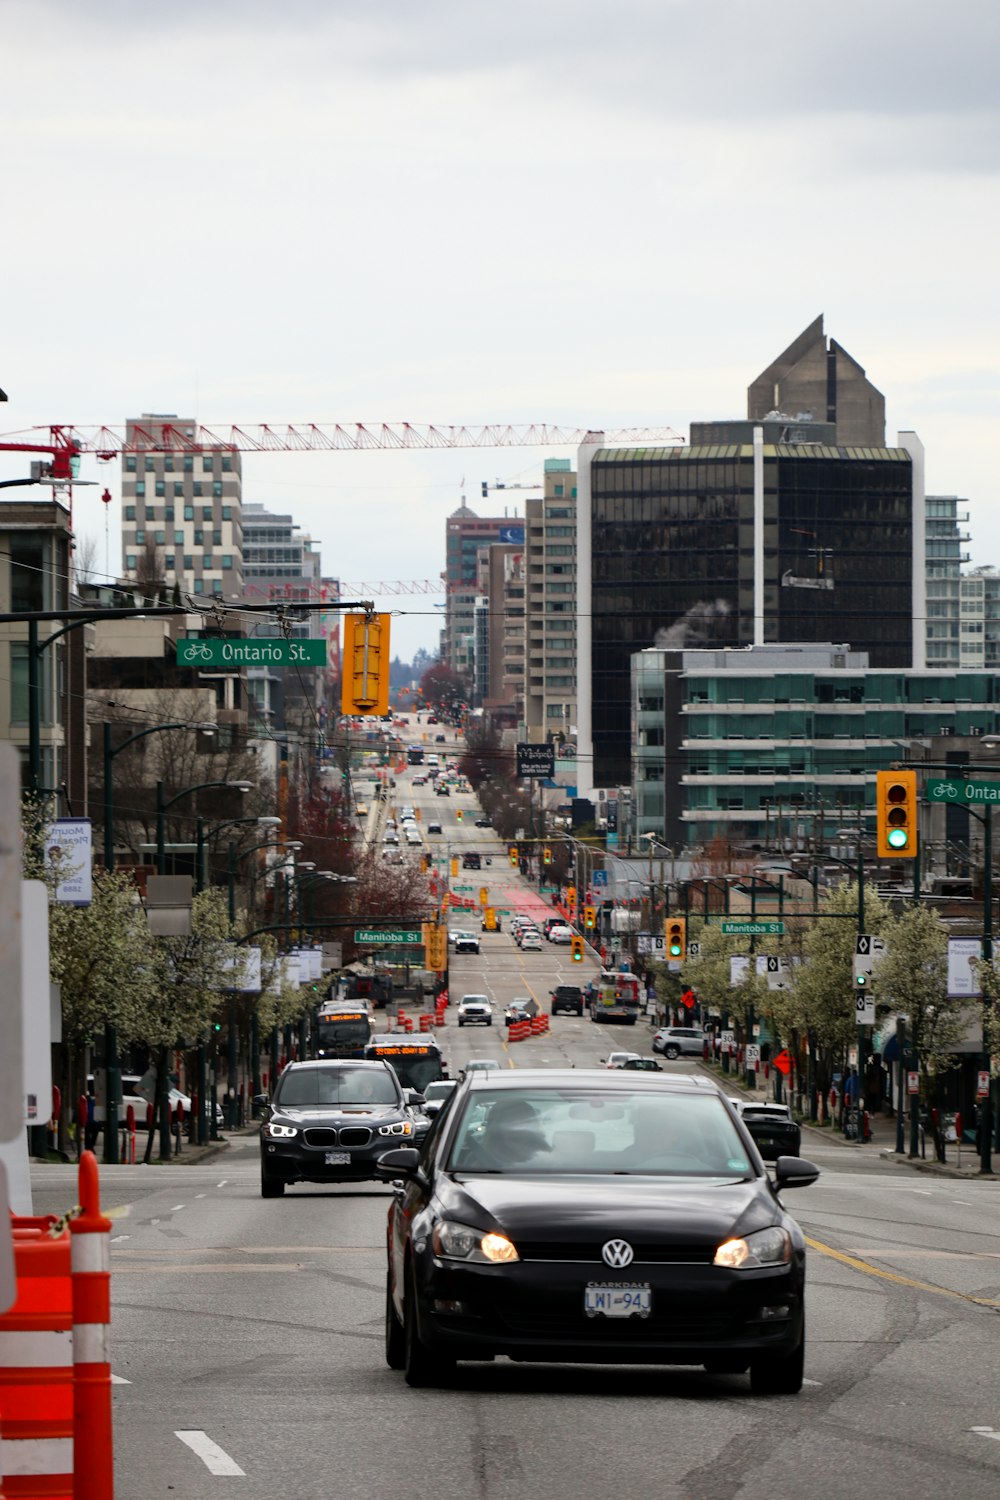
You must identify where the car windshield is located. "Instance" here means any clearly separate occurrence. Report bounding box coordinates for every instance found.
[424,1082,456,1101]
[274,1067,399,1107]
[448,1089,753,1177]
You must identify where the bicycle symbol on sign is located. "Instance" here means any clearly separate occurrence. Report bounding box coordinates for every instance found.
[930,781,960,801]
[181,640,214,663]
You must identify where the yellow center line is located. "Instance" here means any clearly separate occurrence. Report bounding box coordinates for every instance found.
[805,1235,1000,1309]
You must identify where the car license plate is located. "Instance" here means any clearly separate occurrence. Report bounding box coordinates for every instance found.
[325,1151,351,1165]
[584,1283,652,1318]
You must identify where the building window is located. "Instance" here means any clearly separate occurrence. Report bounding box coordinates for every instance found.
[165,555,175,570]
[202,506,213,521]
[125,455,137,473]
[183,455,194,472]
[183,554,194,568]
[155,530,166,544]
[155,480,165,498]
[212,481,223,498]
[126,554,137,570]
[173,482,184,498]
[135,530,145,545]
[222,507,232,520]
[202,556,213,570]
[194,530,203,545]
[145,456,155,472]
[221,455,232,472]
[134,483,146,499]
[174,530,184,543]
[553,484,564,495]
[193,578,205,594]
[212,578,224,594]
[202,455,214,472]
[213,531,222,546]
[124,506,136,521]
[164,507,174,522]
[184,505,194,521]
[193,483,203,498]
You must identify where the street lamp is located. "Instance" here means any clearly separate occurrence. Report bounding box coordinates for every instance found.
[156,779,254,875]
[103,720,215,872]
[195,814,281,893]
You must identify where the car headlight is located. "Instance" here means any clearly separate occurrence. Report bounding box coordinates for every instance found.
[265,1121,298,1139]
[714,1226,791,1269]
[432,1219,519,1264]
[378,1121,413,1136]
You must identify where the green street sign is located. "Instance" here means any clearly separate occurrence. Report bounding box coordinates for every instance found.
[925,776,1000,804]
[354,928,422,945]
[720,920,785,936]
[176,637,328,668]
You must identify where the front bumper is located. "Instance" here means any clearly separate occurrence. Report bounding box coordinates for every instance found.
[413,1254,803,1365]
[261,1134,407,1184]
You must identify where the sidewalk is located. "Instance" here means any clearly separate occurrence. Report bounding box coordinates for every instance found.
[700,1060,997,1179]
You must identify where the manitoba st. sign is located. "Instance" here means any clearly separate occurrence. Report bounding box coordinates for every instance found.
[516,743,555,779]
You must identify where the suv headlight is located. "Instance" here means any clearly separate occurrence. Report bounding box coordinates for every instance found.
[432,1219,519,1264]
[265,1121,298,1139]
[378,1121,413,1136]
[714,1226,791,1268]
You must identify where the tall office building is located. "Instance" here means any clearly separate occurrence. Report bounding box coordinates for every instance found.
[524,459,578,745]
[576,416,923,791]
[120,414,243,598]
[442,502,524,684]
[747,315,886,447]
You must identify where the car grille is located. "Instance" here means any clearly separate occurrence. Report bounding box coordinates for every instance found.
[338,1127,373,1148]
[303,1128,339,1148]
[518,1241,714,1265]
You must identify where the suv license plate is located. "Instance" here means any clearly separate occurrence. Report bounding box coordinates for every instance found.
[325,1151,351,1165]
[584,1284,652,1318]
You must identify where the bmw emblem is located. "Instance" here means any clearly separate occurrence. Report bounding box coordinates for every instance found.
[601,1239,634,1268]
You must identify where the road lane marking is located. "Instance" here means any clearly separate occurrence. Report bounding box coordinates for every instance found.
[175,1431,246,1476]
[170,1205,185,1212]
[805,1235,1000,1308]
[111,1374,131,1384]
[217,1180,228,1187]
[114,1263,306,1274]
[971,1427,1000,1443]
[111,1235,131,1244]
[195,1193,207,1198]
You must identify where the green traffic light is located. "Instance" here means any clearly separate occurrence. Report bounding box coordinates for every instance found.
[669,943,681,957]
[887,827,908,849]
[856,972,867,986]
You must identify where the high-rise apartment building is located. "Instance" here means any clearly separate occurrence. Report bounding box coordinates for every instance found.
[442,502,523,684]
[120,414,243,598]
[925,495,971,668]
[524,459,577,745]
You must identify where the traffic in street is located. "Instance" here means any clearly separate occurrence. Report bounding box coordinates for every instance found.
[24,741,1000,1497]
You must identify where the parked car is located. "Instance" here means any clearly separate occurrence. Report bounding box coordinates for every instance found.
[652,1026,707,1060]
[457,995,493,1026]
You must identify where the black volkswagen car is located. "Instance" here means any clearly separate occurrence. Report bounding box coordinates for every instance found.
[377,1070,818,1393]
[259,1060,418,1197]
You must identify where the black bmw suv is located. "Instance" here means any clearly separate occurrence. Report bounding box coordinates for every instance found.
[259,1060,418,1197]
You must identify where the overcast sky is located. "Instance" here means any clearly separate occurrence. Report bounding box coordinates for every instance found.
[2,0,998,658]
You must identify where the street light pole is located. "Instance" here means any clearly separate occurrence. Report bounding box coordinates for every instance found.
[156,778,253,876]
[104,720,214,872]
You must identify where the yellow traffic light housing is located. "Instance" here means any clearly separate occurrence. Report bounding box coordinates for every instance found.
[571,936,585,963]
[876,769,918,858]
[665,916,687,960]
[341,612,390,717]
[583,905,596,931]
[509,845,518,867]
[450,857,459,878]
[543,846,552,865]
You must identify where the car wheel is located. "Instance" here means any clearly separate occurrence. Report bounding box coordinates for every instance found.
[260,1168,284,1198]
[458,1019,464,1027]
[664,1045,680,1060]
[486,1018,492,1026]
[404,1263,455,1389]
[385,1272,405,1370]
[749,1329,805,1395]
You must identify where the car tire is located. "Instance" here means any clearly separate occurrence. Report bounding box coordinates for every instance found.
[664,1045,680,1060]
[403,1263,455,1389]
[486,1019,492,1026]
[458,1019,464,1027]
[750,1329,805,1395]
[385,1272,405,1370]
[260,1168,284,1198]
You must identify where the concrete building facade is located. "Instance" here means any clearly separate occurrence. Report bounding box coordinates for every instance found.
[442,503,523,685]
[524,459,577,747]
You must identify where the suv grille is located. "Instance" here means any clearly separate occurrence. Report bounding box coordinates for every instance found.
[303,1128,338,1148]
[338,1127,373,1148]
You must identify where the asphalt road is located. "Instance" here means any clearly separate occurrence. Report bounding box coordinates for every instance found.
[26,747,1000,1498]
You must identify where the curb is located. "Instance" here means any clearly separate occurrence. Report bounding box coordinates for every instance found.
[877,1148,997,1180]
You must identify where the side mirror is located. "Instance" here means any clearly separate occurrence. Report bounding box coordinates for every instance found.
[409,1093,426,1107]
[252,1093,269,1108]
[773,1155,820,1190]
[375,1147,422,1180]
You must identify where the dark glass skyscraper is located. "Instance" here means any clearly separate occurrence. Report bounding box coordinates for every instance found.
[582,437,916,789]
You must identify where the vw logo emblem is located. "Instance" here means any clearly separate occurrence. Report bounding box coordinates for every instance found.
[601,1238,634,1269]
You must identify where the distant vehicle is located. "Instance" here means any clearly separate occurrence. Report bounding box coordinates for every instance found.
[730,1100,802,1159]
[605,1052,641,1069]
[407,747,424,765]
[459,1058,502,1078]
[419,1079,457,1119]
[481,910,501,932]
[652,1026,706,1060]
[317,1002,373,1058]
[427,715,439,724]
[436,785,450,796]
[504,996,537,1026]
[551,984,584,1017]
[364,1035,447,1092]
[435,734,446,743]
[462,852,481,870]
[622,1057,663,1072]
[587,971,642,1026]
[547,924,574,945]
[520,932,543,953]
[427,822,443,835]
[449,928,475,948]
[457,995,492,1027]
[474,817,491,828]
[454,934,481,955]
